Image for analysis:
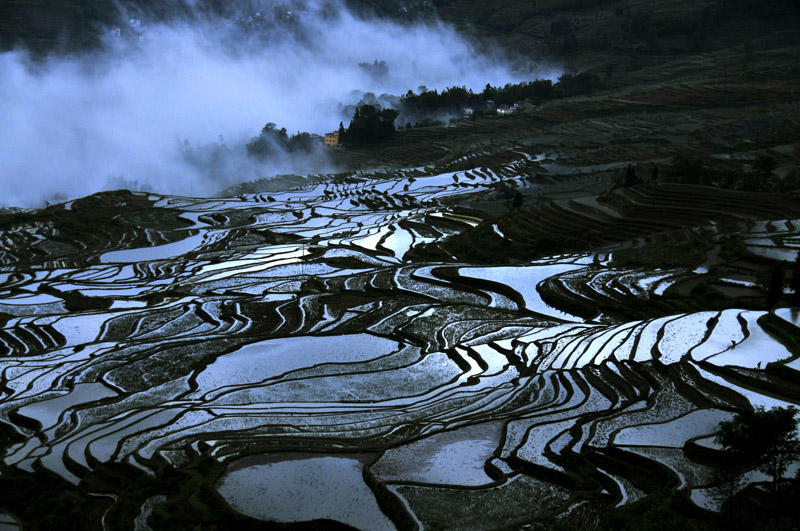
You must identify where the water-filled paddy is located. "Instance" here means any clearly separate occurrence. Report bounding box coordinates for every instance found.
[216,453,395,530]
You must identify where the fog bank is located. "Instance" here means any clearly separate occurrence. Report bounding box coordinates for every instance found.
[0,1,557,207]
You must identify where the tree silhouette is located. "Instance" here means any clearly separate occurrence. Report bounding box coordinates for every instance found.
[753,155,778,190]
[345,104,398,144]
[624,164,640,187]
[715,406,799,491]
[766,264,784,308]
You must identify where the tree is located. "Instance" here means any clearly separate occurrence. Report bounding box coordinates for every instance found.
[670,156,705,185]
[358,59,389,80]
[286,132,316,152]
[245,122,289,160]
[766,264,783,308]
[754,154,777,173]
[624,164,640,187]
[511,191,523,209]
[715,406,799,491]
[709,466,745,511]
[557,72,600,97]
[345,104,398,144]
[753,155,778,190]
[246,122,318,160]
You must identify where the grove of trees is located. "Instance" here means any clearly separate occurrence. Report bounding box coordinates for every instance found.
[715,406,799,490]
[245,123,318,161]
[342,104,399,145]
[397,74,600,118]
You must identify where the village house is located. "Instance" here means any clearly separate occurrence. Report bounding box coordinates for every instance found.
[497,104,516,116]
[324,131,341,148]
[497,102,530,116]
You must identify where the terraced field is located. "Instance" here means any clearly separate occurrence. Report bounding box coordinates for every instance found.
[1,149,799,529]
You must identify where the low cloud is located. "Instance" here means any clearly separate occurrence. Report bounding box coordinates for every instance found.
[0,1,557,207]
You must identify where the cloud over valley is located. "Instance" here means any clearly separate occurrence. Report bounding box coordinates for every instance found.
[0,1,551,207]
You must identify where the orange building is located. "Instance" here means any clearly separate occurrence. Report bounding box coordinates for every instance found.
[324,131,340,148]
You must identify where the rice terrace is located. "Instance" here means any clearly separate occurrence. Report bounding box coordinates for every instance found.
[1,0,800,530]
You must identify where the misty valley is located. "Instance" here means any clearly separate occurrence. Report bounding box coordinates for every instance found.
[1,1,800,530]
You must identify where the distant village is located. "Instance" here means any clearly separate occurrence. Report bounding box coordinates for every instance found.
[323,99,536,148]
[469,99,536,117]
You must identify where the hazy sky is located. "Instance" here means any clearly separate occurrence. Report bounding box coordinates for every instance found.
[0,1,557,207]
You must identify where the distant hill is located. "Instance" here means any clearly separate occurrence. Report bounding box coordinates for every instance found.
[0,0,436,53]
[2,0,798,77]
[433,0,800,74]
[2,1,798,87]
